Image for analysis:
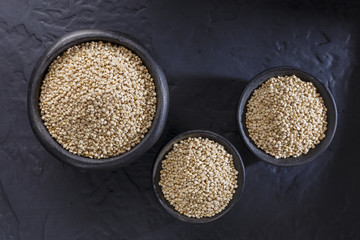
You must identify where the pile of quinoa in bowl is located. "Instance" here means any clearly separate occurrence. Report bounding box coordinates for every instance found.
[237,67,337,167]
[152,130,245,223]
[28,30,169,169]
[40,41,156,159]
[245,75,327,159]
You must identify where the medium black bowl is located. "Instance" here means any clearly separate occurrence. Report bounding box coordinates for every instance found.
[237,66,337,167]
[152,130,246,223]
[27,29,169,169]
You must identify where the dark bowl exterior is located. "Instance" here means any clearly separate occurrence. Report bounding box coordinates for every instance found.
[27,29,169,169]
[237,66,337,167]
[152,130,246,223]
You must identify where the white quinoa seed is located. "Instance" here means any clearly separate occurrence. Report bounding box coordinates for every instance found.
[39,41,157,159]
[245,75,327,159]
[159,137,239,218]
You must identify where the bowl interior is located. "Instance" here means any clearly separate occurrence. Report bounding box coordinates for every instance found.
[237,67,337,167]
[28,30,168,169]
[152,130,245,223]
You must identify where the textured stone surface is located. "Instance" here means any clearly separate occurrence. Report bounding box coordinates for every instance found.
[0,0,360,239]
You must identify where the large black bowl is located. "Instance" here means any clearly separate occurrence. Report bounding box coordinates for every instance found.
[27,29,169,169]
[237,66,337,167]
[152,130,246,223]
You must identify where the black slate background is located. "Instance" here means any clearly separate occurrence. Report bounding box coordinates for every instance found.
[1,0,360,239]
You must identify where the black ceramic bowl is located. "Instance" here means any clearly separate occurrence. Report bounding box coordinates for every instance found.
[27,29,169,169]
[237,67,337,167]
[152,130,245,223]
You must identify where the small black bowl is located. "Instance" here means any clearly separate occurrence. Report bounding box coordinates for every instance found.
[27,29,169,169]
[152,130,246,223]
[237,66,337,167]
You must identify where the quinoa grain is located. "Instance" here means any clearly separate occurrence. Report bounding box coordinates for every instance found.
[245,75,327,159]
[40,41,156,159]
[159,137,238,218]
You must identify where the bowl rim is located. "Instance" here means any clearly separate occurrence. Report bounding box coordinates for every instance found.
[27,29,169,169]
[237,66,338,167]
[152,130,246,223]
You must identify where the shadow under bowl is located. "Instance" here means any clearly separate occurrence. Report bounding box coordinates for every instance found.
[27,29,169,170]
[152,130,246,223]
[237,66,337,167]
